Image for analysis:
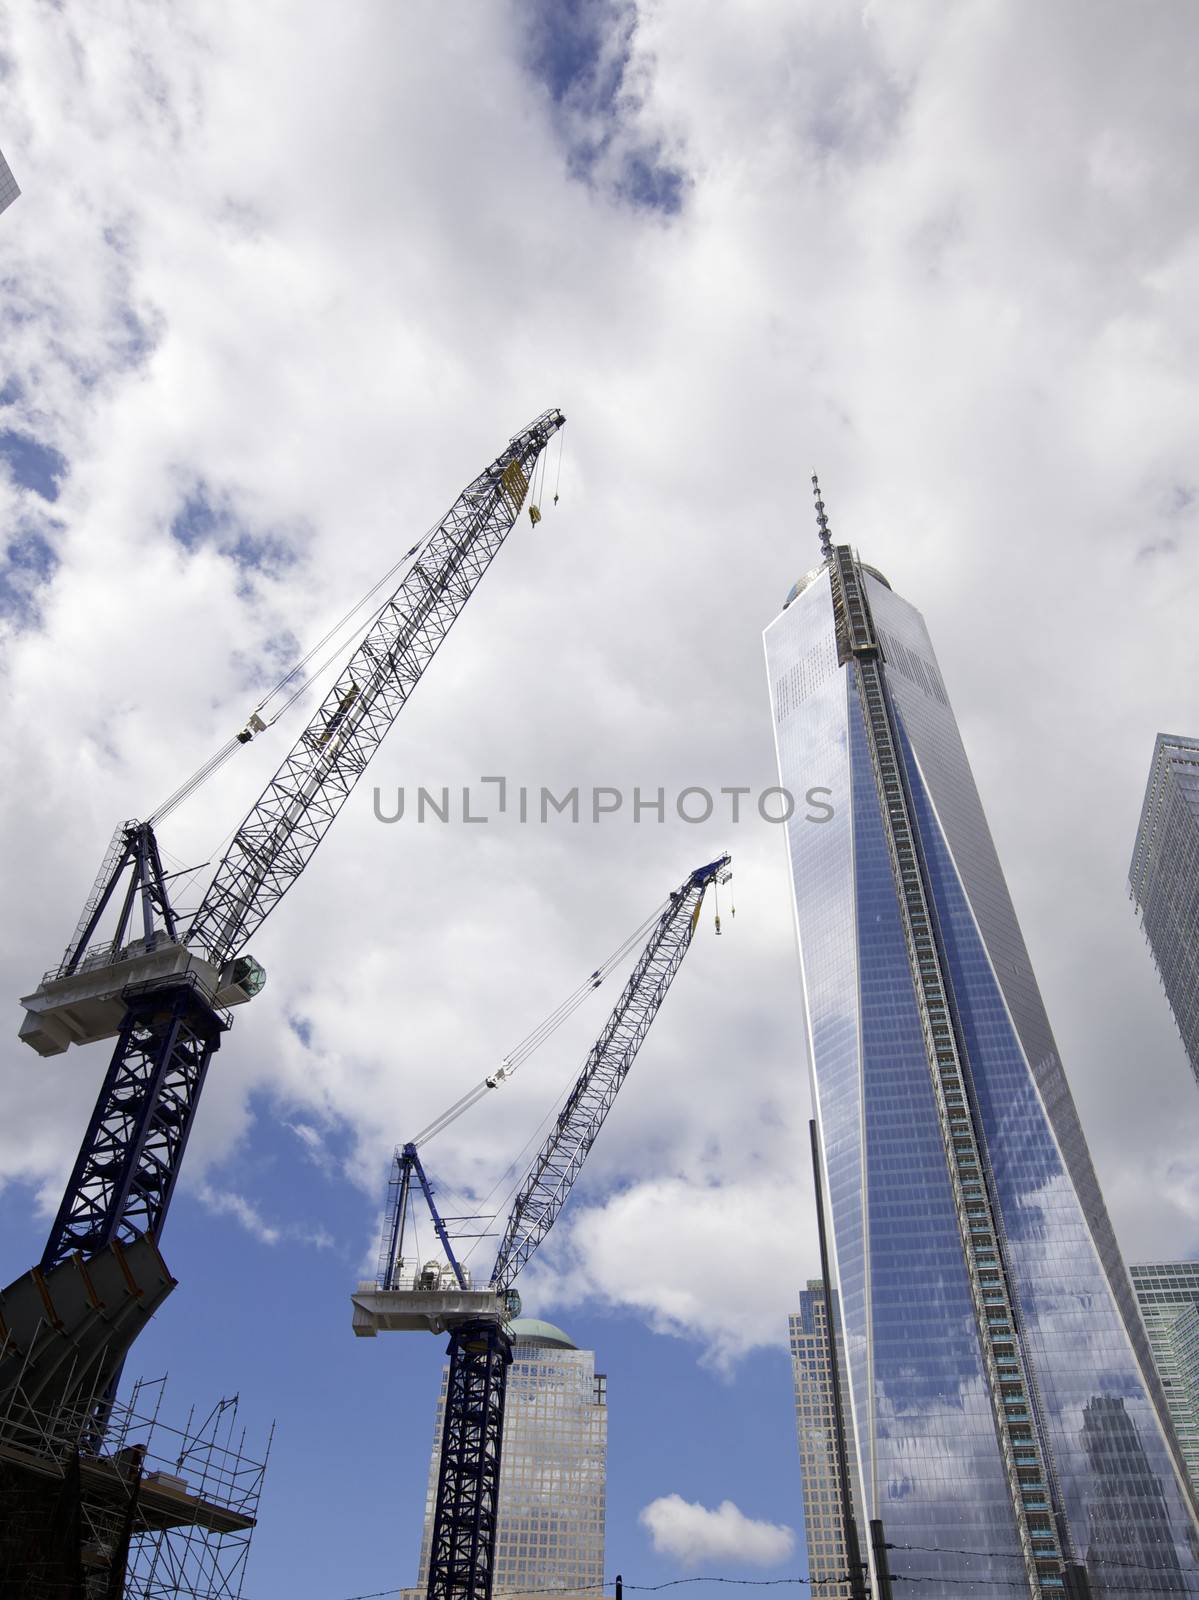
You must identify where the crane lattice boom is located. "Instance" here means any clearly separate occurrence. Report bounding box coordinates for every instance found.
[24,410,563,1281]
[352,853,731,1600]
[189,409,565,967]
[490,852,730,1292]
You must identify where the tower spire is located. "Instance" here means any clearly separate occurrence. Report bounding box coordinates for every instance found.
[812,472,833,560]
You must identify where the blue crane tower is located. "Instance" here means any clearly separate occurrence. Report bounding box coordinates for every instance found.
[352,851,733,1600]
[4,410,565,1425]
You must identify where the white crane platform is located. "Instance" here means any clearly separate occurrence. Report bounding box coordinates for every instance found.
[351,1280,502,1337]
[19,939,261,1057]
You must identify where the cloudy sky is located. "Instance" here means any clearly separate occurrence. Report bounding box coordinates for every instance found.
[2,1,1198,1594]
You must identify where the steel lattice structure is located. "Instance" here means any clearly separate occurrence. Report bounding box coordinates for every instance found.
[490,855,730,1294]
[427,1321,512,1600]
[21,409,563,1294]
[417,853,730,1600]
[188,410,565,968]
[41,977,228,1269]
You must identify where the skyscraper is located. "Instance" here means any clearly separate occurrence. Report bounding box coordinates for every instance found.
[1131,1262,1199,1500]
[1129,734,1199,1086]
[765,496,1199,1598]
[409,1318,606,1599]
[0,145,19,216]
[790,1282,858,1598]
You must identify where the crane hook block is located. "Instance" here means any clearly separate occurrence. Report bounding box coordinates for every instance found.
[529,504,542,527]
[237,712,268,745]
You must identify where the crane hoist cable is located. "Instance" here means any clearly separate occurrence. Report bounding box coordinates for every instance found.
[360,854,732,1600]
[27,408,566,1308]
[407,896,670,1150]
[381,858,730,1284]
[147,526,443,827]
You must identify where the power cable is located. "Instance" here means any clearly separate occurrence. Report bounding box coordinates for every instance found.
[240,1561,1199,1600]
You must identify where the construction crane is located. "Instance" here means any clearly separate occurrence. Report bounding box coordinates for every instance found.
[352,852,732,1600]
[11,408,564,1318]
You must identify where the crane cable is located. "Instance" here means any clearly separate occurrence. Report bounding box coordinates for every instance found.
[407,896,671,1151]
[397,880,721,1271]
[147,521,443,827]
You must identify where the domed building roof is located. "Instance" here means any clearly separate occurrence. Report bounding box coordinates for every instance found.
[782,560,891,610]
[507,1317,577,1350]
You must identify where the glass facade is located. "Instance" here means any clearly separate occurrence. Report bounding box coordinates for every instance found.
[1129,734,1199,1087]
[0,146,18,216]
[765,556,1199,1598]
[790,1282,859,1597]
[1131,1262,1199,1500]
[410,1319,606,1599]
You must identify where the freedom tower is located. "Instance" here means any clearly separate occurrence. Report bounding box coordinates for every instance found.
[765,487,1199,1598]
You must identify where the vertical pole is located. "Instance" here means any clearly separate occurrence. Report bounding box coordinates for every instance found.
[384,1155,412,1291]
[135,827,156,948]
[869,1521,894,1600]
[810,1120,867,1600]
[615,1577,622,1600]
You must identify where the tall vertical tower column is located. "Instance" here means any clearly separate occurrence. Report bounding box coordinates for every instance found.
[766,512,1199,1599]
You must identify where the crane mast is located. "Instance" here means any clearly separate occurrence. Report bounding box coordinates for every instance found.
[353,854,731,1600]
[24,409,564,1278]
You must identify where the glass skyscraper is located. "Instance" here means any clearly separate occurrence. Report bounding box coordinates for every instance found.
[408,1318,606,1599]
[1131,1262,1199,1501]
[1129,734,1199,1086]
[790,1282,859,1598]
[765,517,1199,1598]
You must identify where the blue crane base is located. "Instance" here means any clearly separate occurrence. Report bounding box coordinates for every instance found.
[41,976,229,1270]
[426,1319,512,1600]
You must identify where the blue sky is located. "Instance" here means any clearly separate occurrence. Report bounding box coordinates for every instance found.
[0,1090,808,1596]
[2,1,1199,1596]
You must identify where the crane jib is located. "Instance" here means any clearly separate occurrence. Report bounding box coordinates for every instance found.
[186,410,564,968]
[488,851,730,1294]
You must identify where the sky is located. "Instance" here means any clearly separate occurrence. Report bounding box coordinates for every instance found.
[1,1,1198,1594]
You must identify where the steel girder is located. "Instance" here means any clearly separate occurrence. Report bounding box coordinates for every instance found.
[426,1319,512,1600]
[490,853,730,1294]
[187,409,566,969]
[41,979,227,1269]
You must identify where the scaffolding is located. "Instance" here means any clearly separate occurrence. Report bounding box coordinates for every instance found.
[0,1344,270,1600]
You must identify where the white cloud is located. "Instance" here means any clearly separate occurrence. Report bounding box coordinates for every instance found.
[525,1173,812,1368]
[195,1181,332,1251]
[1,0,1198,1392]
[639,1494,794,1568]
[196,1183,282,1247]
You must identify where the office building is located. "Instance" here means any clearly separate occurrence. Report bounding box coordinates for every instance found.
[1131,1261,1199,1500]
[1130,734,1199,1086]
[764,502,1199,1597]
[790,1282,860,1598]
[411,1318,606,1598]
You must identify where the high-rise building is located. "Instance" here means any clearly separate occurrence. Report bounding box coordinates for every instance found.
[1129,734,1199,1086]
[409,1318,606,1599]
[765,499,1199,1598]
[1131,1262,1199,1500]
[790,1282,859,1598]
[0,145,19,216]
